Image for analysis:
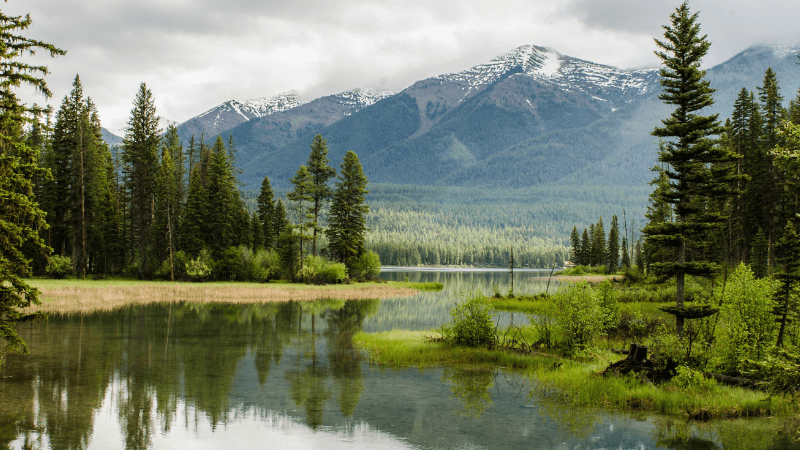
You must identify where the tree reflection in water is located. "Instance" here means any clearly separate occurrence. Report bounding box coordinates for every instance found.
[0,298,378,446]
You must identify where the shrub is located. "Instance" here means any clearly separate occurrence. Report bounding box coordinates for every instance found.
[45,255,72,279]
[552,281,604,355]
[672,365,717,392]
[350,250,381,281]
[186,250,213,282]
[528,302,557,348]
[154,260,172,280]
[251,248,280,282]
[714,264,778,375]
[439,292,497,347]
[298,256,348,284]
[597,280,620,331]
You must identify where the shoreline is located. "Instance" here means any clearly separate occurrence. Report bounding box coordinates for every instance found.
[23,279,419,315]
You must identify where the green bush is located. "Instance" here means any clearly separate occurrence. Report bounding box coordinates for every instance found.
[251,248,280,282]
[351,250,381,281]
[528,303,557,348]
[672,365,717,392]
[299,256,348,284]
[46,255,72,279]
[714,263,778,375]
[154,260,172,279]
[552,281,604,355]
[186,250,212,282]
[438,292,497,347]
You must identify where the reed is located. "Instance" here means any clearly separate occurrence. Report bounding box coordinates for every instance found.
[24,279,416,315]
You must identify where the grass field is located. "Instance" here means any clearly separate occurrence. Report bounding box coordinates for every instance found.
[23,278,430,314]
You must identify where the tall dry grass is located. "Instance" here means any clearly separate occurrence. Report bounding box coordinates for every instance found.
[25,282,415,315]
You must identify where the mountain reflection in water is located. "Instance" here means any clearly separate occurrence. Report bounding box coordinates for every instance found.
[0,269,798,449]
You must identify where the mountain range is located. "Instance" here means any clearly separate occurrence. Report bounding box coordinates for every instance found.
[102,43,800,193]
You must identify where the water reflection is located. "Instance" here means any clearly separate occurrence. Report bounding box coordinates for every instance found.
[1,270,799,449]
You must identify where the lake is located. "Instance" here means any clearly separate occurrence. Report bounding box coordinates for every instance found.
[1,269,797,449]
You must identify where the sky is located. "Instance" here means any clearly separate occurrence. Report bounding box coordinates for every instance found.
[7,0,800,134]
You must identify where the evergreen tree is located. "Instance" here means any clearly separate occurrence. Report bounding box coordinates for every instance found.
[257,175,276,249]
[273,199,289,243]
[591,217,606,266]
[621,236,631,269]
[580,228,590,266]
[750,228,769,278]
[0,8,64,353]
[180,166,206,257]
[644,1,739,335]
[251,211,263,252]
[327,151,370,272]
[607,215,620,272]
[306,135,336,257]
[152,142,179,278]
[122,83,161,277]
[774,221,800,347]
[161,124,184,244]
[288,165,313,264]
[206,136,237,256]
[757,68,785,258]
[569,226,581,265]
[277,224,301,281]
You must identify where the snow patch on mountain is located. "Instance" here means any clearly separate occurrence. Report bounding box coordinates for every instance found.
[436,45,659,103]
[331,88,395,107]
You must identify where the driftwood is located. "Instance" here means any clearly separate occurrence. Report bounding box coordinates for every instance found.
[705,373,760,388]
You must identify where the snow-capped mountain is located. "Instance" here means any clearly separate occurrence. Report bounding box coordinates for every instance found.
[237,43,798,189]
[435,45,659,106]
[180,91,306,139]
[331,88,396,110]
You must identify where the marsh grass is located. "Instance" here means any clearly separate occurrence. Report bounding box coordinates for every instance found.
[390,281,444,291]
[353,329,800,419]
[24,279,416,315]
[489,295,673,318]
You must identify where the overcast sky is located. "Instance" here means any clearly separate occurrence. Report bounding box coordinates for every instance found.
[8,0,800,133]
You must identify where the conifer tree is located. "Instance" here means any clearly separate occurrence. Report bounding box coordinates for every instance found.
[306,135,336,256]
[580,228,590,266]
[569,226,581,265]
[327,151,370,272]
[592,217,606,266]
[607,215,620,272]
[152,143,178,278]
[206,135,237,256]
[774,221,800,347]
[621,236,631,269]
[122,83,161,277]
[644,1,738,335]
[758,68,785,257]
[251,211,263,252]
[0,8,64,353]
[180,166,206,257]
[273,199,289,244]
[257,175,276,249]
[288,165,313,264]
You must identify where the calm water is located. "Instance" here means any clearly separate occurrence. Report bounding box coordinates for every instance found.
[1,269,797,449]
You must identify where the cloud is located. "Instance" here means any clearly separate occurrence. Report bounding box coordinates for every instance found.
[5,0,799,133]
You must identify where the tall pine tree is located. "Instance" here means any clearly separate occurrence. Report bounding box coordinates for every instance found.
[644,1,738,335]
[122,83,161,277]
[306,135,336,257]
[327,151,370,273]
